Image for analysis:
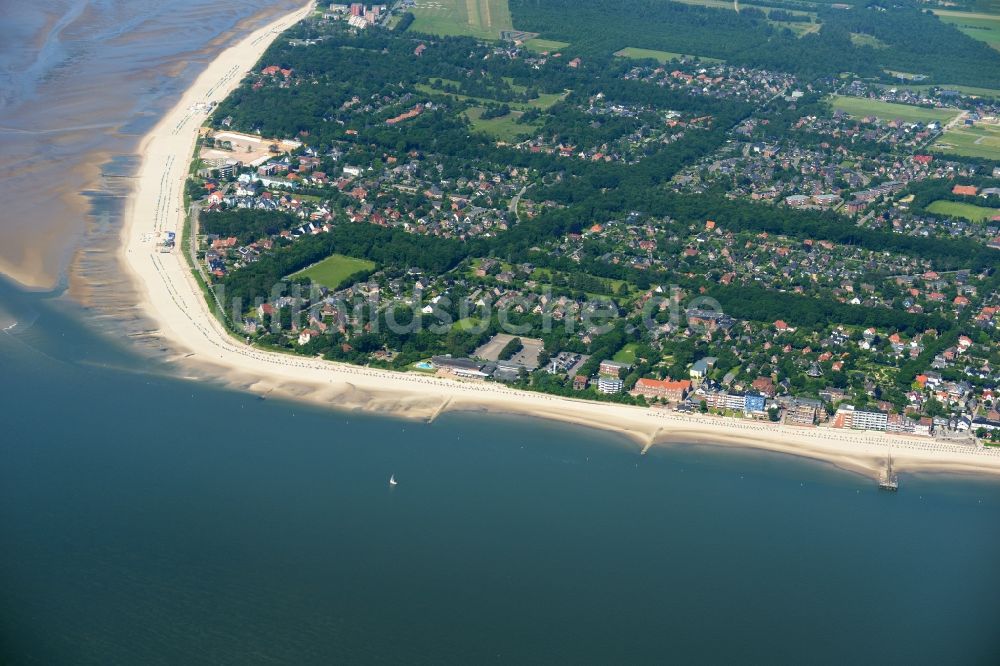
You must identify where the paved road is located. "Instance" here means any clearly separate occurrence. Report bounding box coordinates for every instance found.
[508,184,527,222]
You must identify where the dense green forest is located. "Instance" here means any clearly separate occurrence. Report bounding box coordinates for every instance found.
[508,0,1000,88]
[201,209,302,245]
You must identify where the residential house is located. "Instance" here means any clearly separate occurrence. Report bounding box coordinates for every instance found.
[689,357,718,380]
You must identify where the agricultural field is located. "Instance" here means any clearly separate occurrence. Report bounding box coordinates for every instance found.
[933,123,1000,160]
[933,9,1000,50]
[926,200,1000,223]
[614,47,724,64]
[521,38,569,52]
[289,254,376,289]
[828,95,961,124]
[409,0,513,40]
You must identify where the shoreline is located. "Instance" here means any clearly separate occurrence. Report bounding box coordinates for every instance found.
[118,3,1000,482]
[0,2,311,293]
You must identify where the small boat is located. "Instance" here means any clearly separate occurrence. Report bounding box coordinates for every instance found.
[389,474,398,487]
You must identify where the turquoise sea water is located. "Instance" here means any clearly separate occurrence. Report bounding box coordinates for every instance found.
[2,279,1000,664]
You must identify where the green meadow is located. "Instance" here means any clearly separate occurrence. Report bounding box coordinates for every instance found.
[409,0,513,40]
[614,46,724,64]
[522,38,570,52]
[463,106,535,141]
[933,123,1000,160]
[829,95,960,124]
[934,9,1000,50]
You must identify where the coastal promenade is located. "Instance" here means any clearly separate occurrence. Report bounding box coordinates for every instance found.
[120,1,1000,480]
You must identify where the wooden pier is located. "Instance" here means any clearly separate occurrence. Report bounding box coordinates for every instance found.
[878,450,899,491]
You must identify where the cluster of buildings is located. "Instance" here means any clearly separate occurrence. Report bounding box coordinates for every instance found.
[661,71,1000,247]
[197,134,537,275]
[841,80,1000,119]
[509,95,711,165]
[546,210,988,316]
[325,3,387,29]
[673,126,958,221]
[831,405,934,436]
[622,63,800,104]
[427,355,524,382]
[203,15,998,445]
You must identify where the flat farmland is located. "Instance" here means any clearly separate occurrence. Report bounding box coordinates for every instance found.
[829,95,961,124]
[933,9,1000,50]
[933,123,1000,160]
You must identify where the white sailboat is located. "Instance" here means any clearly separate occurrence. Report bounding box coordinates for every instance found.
[389,474,398,487]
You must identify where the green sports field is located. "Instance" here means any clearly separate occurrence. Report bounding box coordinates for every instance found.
[289,254,376,289]
[933,123,1000,160]
[612,342,640,365]
[409,0,513,39]
[926,200,1000,223]
[829,95,961,124]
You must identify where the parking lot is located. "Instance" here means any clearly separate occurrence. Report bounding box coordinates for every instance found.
[474,333,544,369]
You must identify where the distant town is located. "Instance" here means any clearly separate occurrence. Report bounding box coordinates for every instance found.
[172,1,999,447]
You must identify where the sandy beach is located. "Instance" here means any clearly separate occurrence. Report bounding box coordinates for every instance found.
[119,1,1000,481]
